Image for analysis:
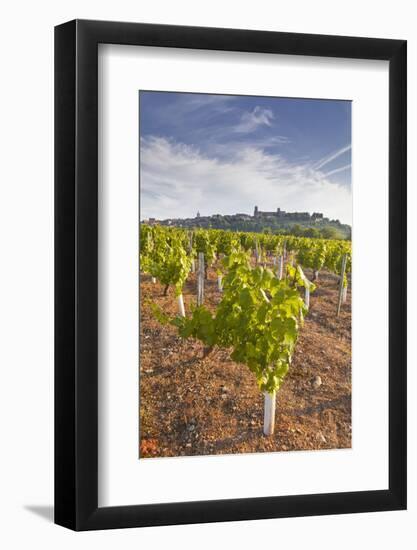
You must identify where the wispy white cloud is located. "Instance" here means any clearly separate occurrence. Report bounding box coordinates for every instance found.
[140,136,352,224]
[313,144,351,171]
[323,164,351,178]
[234,106,275,133]
[142,93,234,129]
[204,135,291,160]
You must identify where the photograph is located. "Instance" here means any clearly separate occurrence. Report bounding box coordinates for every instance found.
[139,91,352,458]
[0,2,409,543]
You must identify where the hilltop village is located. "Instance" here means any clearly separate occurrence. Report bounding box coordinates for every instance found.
[143,206,351,240]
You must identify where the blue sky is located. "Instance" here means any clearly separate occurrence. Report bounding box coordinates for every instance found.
[140,91,352,224]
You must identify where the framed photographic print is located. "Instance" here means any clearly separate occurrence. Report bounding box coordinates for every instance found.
[55,20,407,530]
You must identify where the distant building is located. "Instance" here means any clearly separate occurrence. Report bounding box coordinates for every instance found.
[253,205,323,221]
[196,211,200,218]
[254,205,282,217]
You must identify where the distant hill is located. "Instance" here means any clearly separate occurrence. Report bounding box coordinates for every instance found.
[146,209,351,240]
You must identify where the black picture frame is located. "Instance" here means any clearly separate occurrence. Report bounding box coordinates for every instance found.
[55,19,407,531]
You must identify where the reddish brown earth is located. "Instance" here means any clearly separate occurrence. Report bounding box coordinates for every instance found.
[139,264,351,458]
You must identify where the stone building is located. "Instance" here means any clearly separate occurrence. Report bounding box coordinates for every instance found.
[253,205,323,221]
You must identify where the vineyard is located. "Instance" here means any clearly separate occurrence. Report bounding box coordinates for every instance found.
[139,225,351,458]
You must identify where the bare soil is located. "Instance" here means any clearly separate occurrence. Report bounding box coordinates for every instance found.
[139,265,351,458]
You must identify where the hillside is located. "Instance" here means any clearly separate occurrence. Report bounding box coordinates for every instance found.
[150,212,351,240]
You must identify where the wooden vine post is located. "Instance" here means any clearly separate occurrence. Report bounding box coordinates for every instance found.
[189,232,195,273]
[278,255,284,280]
[148,230,155,285]
[304,285,310,309]
[197,252,205,306]
[217,274,223,292]
[255,240,260,265]
[337,254,348,316]
[342,282,348,303]
[217,252,223,292]
[263,391,276,435]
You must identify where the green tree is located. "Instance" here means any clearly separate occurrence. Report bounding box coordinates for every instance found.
[304,227,320,238]
[291,224,303,236]
[320,226,343,240]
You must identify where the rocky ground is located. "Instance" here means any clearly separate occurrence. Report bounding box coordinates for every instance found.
[139,264,351,458]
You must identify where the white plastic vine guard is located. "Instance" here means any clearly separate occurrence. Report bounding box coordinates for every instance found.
[263,391,276,436]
